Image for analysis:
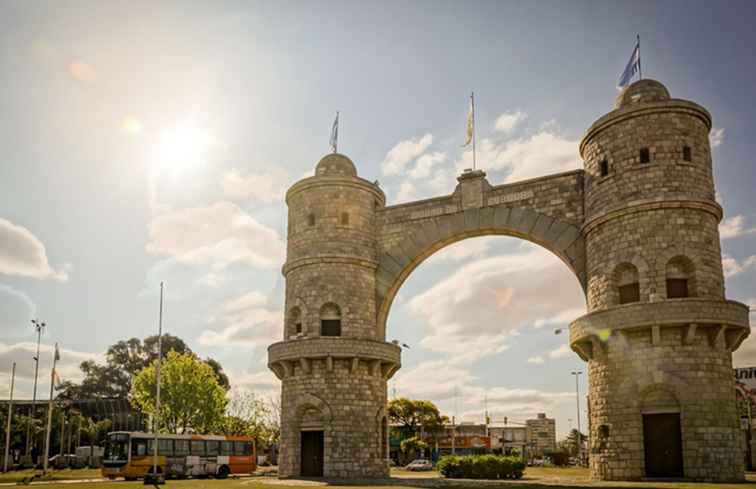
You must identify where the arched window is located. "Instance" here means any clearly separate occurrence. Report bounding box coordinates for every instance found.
[615,262,640,305]
[307,213,316,226]
[666,256,695,298]
[289,307,302,337]
[320,303,341,337]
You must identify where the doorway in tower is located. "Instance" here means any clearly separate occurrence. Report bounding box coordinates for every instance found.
[301,430,324,477]
[643,413,683,478]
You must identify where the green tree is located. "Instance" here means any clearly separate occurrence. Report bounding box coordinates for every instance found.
[130,351,227,434]
[59,334,229,400]
[388,398,447,439]
[399,436,428,465]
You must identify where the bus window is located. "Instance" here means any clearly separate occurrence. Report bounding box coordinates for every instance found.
[132,439,147,457]
[221,441,233,456]
[175,440,189,456]
[244,442,253,455]
[206,440,220,456]
[234,441,247,456]
[191,440,206,456]
[147,439,155,455]
[159,439,174,456]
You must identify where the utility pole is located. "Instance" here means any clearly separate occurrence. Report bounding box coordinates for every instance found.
[571,371,583,465]
[3,362,15,472]
[26,320,45,459]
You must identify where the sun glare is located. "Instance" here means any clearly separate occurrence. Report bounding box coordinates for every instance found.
[153,117,217,179]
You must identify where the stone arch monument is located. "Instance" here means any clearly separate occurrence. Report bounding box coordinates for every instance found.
[268,79,750,480]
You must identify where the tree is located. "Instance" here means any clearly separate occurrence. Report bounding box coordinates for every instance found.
[59,333,229,399]
[399,436,428,465]
[130,351,227,434]
[223,390,280,449]
[563,428,587,457]
[388,398,447,439]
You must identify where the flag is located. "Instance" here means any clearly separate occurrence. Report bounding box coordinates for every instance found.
[52,370,61,388]
[329,111,339,153]
[462,95,474,147]
[618,37,641,88]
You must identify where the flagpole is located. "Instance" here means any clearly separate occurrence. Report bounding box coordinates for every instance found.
[153,281,164,479]
[637,34,642,80]
[3,363,15,473]
[42,343,58,473]
[471,92,477,171]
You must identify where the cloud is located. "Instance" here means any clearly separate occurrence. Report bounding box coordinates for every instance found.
[405,244,585,363]
[146,202,285,271]
[221,168,290,203]
[395,181,418,204]
[0,342,102,399]
[548,344,572,359]
[495,110,527,134]
[456,131,581,183]
[0,218,69,281]
[527,356,544,364]
[0,284,36,332]
[226,369,280,397]
[197,291,281,348]
[720,215,756,240]
[722,255,756,278]
[408,152,447,180]
[710,127,724,148]
[425,237,495,264]
[381,134,433,176]
[391,360,573,420]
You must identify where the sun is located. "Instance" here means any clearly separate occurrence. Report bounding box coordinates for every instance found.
[153,117,217,179]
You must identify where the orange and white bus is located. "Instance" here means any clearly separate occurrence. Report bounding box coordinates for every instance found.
[102,431,256,480]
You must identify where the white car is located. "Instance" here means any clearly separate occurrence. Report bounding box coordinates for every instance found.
[405,459,433,471]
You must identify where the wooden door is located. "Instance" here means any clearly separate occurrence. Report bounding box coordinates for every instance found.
[300,430,323,477]
[643,413,683,478]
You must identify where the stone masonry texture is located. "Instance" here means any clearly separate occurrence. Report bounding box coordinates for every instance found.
[268,80,750,481]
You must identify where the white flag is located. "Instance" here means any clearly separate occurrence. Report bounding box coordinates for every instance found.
[462,95,474,147]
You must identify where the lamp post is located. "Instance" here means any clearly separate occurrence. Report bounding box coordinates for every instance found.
[571,371,583,465]
[26,319,45,460]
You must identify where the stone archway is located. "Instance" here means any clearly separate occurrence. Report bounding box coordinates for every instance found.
[374,170,586,336]
[269,79,751,481]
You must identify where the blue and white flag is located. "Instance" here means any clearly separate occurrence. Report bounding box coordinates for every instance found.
[329,111,339,153]
[618,38,641,88]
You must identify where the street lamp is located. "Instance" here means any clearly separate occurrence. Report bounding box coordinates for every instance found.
[26,319,45,459]
[571,371,583,465]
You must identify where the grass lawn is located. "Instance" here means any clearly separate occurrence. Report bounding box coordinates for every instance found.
[0,467,753,488]
[0,467,103,483]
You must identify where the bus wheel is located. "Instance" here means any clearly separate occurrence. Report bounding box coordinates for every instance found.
[217,465,230,479]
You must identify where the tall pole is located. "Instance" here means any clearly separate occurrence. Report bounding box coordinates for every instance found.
[637,34,642,80]
[27,320,45,458]
[153,282,164,477]
[4,362,16,472]
[42,344,58,473]
[571,371,583,464]
[471,92,477,171]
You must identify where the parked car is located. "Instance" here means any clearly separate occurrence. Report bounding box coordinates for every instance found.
[405,459,433,471]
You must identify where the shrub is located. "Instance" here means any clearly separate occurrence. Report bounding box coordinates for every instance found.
[437,454,524,479]
[546,451,570,466]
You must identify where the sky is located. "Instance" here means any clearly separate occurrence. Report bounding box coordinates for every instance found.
[1,0,756,440]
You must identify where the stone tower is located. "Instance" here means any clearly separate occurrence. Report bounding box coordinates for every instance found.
[268,153,401,478]
[571,79,749,480]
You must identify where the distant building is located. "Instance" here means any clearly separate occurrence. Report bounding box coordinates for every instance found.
[526,413,556,454]
[489,425,527,456]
